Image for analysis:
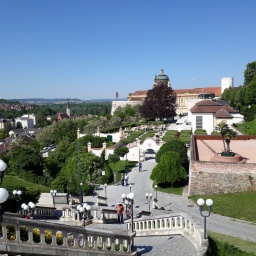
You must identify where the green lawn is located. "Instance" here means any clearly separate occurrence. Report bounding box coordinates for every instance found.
[208,231,256,255]
[154,183,184,195]
[189,191,256,223]
[2,175,51,192]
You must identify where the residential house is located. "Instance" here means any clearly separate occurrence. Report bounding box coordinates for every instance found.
[188,100,244,134]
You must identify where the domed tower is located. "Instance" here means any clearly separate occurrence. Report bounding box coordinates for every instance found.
[153,69,171,87]
[221,77,233,93]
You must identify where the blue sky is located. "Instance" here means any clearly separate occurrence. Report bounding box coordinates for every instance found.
[1,1,255,100]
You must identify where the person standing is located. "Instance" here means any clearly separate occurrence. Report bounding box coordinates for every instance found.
[115,203,124,223]
[124,174,129,186]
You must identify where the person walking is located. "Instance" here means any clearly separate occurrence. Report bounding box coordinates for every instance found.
[115,203,124,223]
[139,161,142,172]
[124,174,129,186]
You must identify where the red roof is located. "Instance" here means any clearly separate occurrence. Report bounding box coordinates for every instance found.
[191,100,239,114]
[214,109,233,118]
[174,87,221,97]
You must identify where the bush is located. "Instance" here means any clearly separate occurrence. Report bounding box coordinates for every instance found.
[155,140,188,170]
[108,153,120,163]
[194,129,207,135]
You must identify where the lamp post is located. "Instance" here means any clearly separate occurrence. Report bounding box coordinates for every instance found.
[154,185,158,200]
[104,183,107,198]
[50,190,57,208]
[197,198,213,239]
[0,159,7,184]
[129,184,132,193]
[21,202,36,217]
[145,193,152,212]
[77,203,92,227]
[0,160,9,223]
[13,190,22,213]
[80,183,83,203]
[127,192,135,232]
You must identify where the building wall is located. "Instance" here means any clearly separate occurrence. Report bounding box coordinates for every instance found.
[191,113,214,134]
[188,160,256,195]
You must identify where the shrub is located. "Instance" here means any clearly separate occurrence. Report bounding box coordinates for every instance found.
[108,153,120,163]
[194,129,207,135]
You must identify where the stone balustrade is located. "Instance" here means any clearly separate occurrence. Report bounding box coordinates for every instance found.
[127,213,208,256]
[0,213,136,256]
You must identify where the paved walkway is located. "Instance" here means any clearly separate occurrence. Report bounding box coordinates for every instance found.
[39,150,256,255]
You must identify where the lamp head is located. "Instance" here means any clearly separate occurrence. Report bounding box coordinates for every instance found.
[206,199,213,207]
[197,198,205,206]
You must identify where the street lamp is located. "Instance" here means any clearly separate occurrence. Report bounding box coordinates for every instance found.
[129,184,132,193]
[121,193,126,203]
[21,202,36,217]
[197,198,214,239]
[50,190,57,208]
[80,183,83,203]
[154,185,158,200]
[145,193,152,212]
[127,192,135,232]
[77,203,91,227]
[104,183,107,198]
[0,160,9,223]
[13,190,22,213]
[0,159,7,184]
[0,188,9,223]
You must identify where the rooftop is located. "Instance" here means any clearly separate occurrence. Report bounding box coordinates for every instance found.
[195,136,256,163]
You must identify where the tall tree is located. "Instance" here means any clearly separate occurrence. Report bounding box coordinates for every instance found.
[139,81,176,121]
[244,61,256,86]
[150,151,187,187]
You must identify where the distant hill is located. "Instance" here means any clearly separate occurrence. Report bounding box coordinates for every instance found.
[8,98,127,105]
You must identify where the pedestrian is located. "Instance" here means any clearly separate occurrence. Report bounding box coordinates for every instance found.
[25,213,31,219]
[121,177,124,186]
[124,174,129,186]
[115,202,124,223]
[139,161,142,172]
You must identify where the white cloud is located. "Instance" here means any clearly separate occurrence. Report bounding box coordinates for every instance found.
[192,77,197,81]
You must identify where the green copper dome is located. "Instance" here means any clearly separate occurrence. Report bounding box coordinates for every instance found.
[154,69,169,81]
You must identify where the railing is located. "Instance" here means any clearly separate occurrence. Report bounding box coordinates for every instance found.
[0,213,137,256]
[127,213,208,256]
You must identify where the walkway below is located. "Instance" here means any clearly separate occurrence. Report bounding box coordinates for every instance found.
[38,151,256,255]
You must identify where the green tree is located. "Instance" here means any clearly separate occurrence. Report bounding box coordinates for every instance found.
[244,61,256,86]
[215,122,229,151]
[139,81,176,121]
[224,129,238,152]
[215,122,237,152]
[114,146,129,159]
[150,152,187,187]
[155,140,188,169]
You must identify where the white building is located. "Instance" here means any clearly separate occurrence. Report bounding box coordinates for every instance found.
[189,100,244,134]
[22,114,36,126]
[15,117,34,129]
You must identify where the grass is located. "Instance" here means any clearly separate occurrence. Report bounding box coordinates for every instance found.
[235,118,256,135]
[189,191,256,223]
[153,181,185,195]
[2,175,51,192]
[208,231,256,255]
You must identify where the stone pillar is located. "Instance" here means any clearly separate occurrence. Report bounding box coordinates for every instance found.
[102,141,107,150]
[97,127,100,136]
[87,142,92,152]
[119,126,123,136]
[77,128,80,139]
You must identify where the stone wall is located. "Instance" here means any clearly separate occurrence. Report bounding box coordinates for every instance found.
[188,160,256,195]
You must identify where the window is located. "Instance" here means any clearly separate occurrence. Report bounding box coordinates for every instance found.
[196,116,203,129]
